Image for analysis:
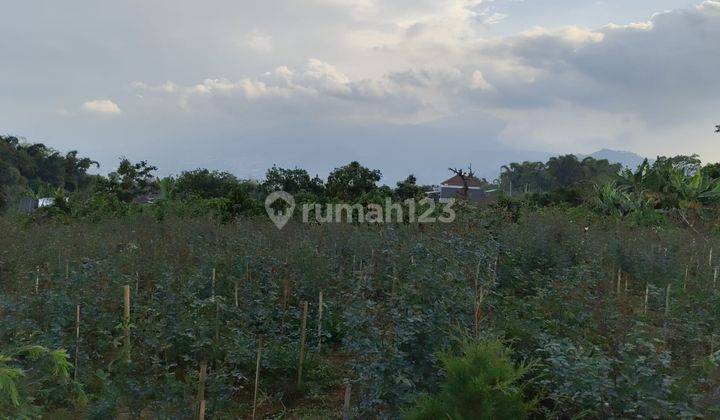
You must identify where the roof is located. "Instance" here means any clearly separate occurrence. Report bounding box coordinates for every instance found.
[441,174,484,188]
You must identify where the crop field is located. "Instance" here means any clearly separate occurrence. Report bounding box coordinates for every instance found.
[2,209,720,418]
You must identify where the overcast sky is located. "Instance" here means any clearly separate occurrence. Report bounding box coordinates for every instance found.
[1,0,718,183]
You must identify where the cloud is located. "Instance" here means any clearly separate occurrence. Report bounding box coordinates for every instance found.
[4,0,719,181]
[126,0,719,157]
[80,99,122,116]
[244,30,273,53]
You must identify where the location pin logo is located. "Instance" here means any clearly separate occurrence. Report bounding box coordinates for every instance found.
[265,191,295,230]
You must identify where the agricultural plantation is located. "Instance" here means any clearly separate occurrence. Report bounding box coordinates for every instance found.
[4,0,720,417]
[2,201,720,417]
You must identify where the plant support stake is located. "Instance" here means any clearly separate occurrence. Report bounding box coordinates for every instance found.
[252,337,262,420]
[298,301,309,387]
[197,361,207,420]
[317,291,324,352]
[343,383,351,420]
[123,285,131,363]
[74,304,80,380]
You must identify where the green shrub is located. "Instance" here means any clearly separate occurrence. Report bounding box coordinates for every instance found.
[405,340,535,420]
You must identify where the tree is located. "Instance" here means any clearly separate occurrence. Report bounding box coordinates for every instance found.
[448,167,476,199]
[63,151,99,192]
[326,161,381,201]
[263,166,325,197]
[174,169,239,199]
[546,155,584,188]
[405,340,536,419]
[395,174,424,201]
[97,158,158,202]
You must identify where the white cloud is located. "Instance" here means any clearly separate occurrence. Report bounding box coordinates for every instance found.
[129,0,720,150]
[244,29,273,53]
[8,0,717,175]
[80,99,121,116]
[470,70,492,90]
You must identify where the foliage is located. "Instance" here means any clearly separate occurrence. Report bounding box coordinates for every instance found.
[0,345,82,418]
[95,158,159,203]
[405,340,536,420]
[326,161,381,201]
[500,155,620,195]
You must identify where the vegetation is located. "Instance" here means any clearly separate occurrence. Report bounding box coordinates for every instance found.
[2,135,720,418]
[406,340,536,419]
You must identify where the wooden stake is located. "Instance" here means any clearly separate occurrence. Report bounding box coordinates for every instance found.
[317,291,324,352]
[234,280,239,308]
[710,248,714,268]
[198,400,206,420]
[616,269,622,294]
[665,284,671,317]
[197,361,207,420]
[714,267,718,289]
[343,383,351,420]
[35,268,39,294]
[211,268,216,297]
[683,266,688,291]
[252,337,262,420]
[123,285,131,363]
[74,304,80,380]
[298,301,309,387]
[643,284,649,316]
[65,261,69,279]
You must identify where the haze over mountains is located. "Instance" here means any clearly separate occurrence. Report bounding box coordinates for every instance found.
[577,149,647,171]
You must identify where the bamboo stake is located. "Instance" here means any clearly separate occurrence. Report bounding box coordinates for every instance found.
[252,337,262,420]
[74,304,80,380]
[643,284,649,316]
[123,285,131,363]
[317,291,324,352]
[616,269,622,294]
[234,280,239,308]
[343,383,351,420]
[665,284,671,317]
[714,267,718,290]
[65,261,69,279]
[197,361,207,420]
[213,269,220,342]
[298,301,309,387]
[35,268,39,294]
[198,400,206,420]
[683,266,688,291]
[211,268,216,297]
[710,247,714,268]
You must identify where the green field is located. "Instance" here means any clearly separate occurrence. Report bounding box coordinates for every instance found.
[2,208,720,418]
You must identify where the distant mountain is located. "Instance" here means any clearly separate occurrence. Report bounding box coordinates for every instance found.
[577,149,647,170]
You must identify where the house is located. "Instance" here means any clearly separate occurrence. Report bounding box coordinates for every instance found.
[38,197,56,207]
[13,197,62,213]
[428,174,486,203]
[15,197,38,213]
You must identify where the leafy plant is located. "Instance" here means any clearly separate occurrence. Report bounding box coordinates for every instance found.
[405,340,536,420]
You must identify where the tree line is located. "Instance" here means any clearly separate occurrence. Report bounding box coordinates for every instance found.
[3,134,720,226]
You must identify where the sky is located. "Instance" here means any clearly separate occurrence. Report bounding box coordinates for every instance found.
[1,0,718,183]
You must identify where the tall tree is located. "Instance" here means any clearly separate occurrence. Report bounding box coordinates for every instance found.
[326,161,381,201]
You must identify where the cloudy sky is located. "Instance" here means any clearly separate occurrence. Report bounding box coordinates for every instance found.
[1,0,718,183]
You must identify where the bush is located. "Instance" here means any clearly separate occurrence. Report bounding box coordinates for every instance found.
[405,340,536,420]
